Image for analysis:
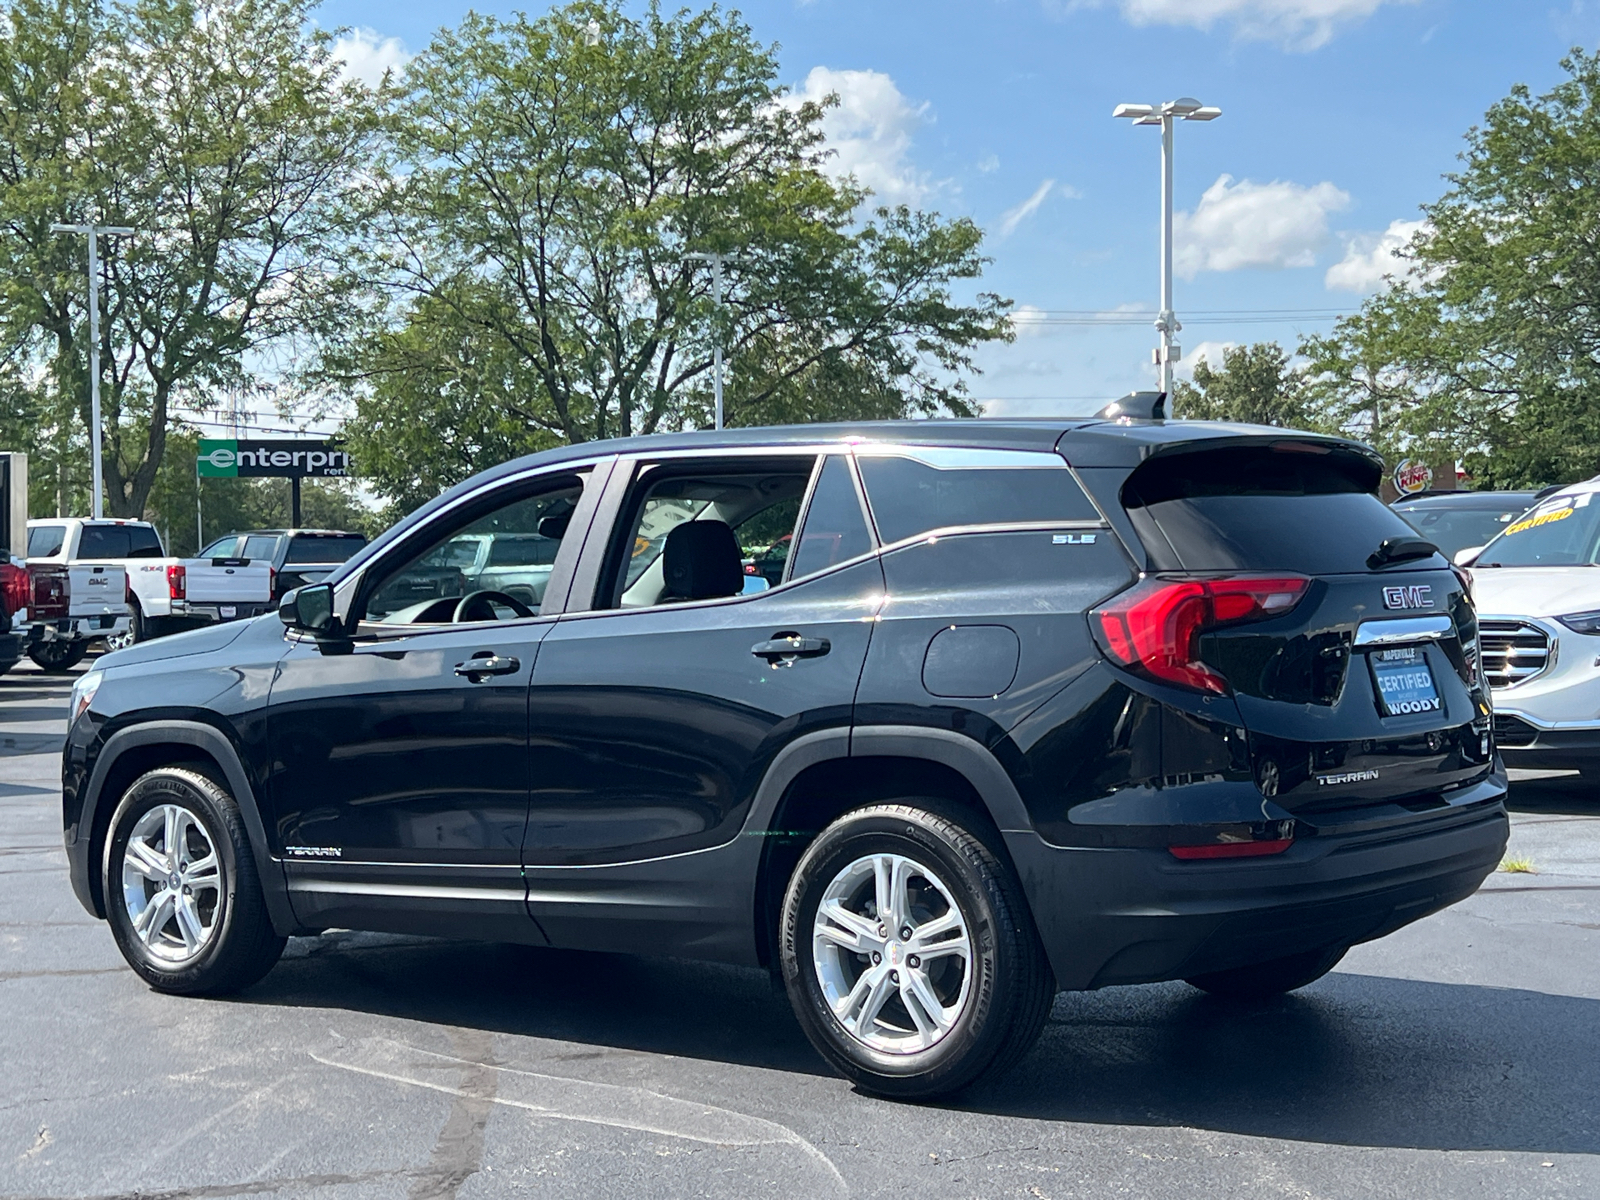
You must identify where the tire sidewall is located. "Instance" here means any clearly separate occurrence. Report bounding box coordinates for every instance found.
[104,770,243,990]
[782,808,1013,1090]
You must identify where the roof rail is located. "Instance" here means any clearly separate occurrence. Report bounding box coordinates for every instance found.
[1095,391,1166,421]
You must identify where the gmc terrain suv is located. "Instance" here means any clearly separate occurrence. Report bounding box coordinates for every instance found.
[63,408,1508,1098]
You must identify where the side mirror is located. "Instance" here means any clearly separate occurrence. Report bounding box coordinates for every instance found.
[1454,546,1484,567]
[279,582,338,635]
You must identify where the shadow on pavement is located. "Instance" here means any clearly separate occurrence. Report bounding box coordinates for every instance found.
[1507,771,1597,816]
[243,935,1599,1155]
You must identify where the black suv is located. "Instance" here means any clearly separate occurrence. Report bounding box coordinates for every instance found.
[63,415,1508,1098]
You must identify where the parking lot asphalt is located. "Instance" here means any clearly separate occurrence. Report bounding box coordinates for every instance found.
[2,658,1597,1200]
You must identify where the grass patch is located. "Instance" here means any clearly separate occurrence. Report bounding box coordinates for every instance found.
[1499,856,1537,874]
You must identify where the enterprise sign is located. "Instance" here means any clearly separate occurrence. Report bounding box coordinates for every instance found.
[197,439,350,479]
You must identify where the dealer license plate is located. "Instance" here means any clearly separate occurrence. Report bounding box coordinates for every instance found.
[1371,647,1441,716]
[219,605,237,619]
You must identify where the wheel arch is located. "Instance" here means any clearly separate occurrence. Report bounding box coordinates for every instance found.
[81,721,296,935]
[747,725,1036,968]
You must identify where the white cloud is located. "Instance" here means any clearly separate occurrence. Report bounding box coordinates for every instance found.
[999,180,1056,237]
[790,67,930,205]
[1174,174,1350,278]
[1011,304,1052,336]
[1104,0,1413,50]
[1325,218,1428,291]
[1175,339,1238,380]
[977,154,1000,173]
[330,27,410,88]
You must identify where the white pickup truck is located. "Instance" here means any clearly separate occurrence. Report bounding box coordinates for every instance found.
[25,518,275,650]
[8,548,129,672]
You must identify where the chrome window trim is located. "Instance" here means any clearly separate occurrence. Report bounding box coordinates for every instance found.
[849,444,1072,470]
[331,455,615,623]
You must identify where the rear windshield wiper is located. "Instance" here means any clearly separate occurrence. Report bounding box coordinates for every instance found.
[1368,536,1440,570]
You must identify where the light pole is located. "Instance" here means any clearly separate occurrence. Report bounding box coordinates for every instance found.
[50,221,135,519]
[687,250,737,430]
[1112,98,1221,397]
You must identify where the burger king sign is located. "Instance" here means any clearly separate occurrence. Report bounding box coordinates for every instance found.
[1392,458,1433,497]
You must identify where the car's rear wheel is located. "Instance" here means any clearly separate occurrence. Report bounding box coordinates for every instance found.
[27,640,88,672]
[104,767,285,994]
[780,802,1054,1099]
[1185,944,1347,999]
[103,604,143,653]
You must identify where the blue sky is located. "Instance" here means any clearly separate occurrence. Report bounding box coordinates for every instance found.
[321,0,1600,416]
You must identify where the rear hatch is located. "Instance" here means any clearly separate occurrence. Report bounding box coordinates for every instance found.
[1111,439,1494,817]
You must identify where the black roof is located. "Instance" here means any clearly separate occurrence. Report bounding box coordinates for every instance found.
[337,418,1375,581]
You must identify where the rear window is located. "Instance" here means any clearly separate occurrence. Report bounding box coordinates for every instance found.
[1122,444,1419,574]
[485,535,557,567]
[1394,498,1534,559]
[27,524,66,557]
[76,525,130,559]
[127,525,163,557]
[857,450,1099,544]
[285,534,366,565]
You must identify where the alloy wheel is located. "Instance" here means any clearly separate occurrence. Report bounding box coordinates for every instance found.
[811,852,973,1054]
[120,803,223,964]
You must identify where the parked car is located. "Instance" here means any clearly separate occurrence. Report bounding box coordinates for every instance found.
[1392,490,1541,561]
[17,523,132,670]
[198,529,368,601]
[1464,481,1600,773]
[64,412,1507,1099]
[0,556,27,675]
[28,519,273,651]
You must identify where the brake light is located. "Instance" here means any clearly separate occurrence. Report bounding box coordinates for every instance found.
[29,566,68,619]
[1092,575,1310,694]
[167,564,186,600]
[0,562,27,615]
[268,566,276,597]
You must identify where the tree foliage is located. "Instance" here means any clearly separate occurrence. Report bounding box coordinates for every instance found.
[340,1,1012,504]
[1172,342,1320,429]
[1302,49,1600,486]
[0,0,378,517]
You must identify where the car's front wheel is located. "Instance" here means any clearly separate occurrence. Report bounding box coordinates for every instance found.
[103,767,285,994]
[780,802,1054,1099]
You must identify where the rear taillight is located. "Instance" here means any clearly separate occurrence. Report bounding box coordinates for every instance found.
[29,566,68,619]
[0,563,28,615]
[1092,575,1310,695]
[166,564,186,600]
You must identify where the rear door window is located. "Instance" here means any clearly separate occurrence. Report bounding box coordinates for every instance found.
[789,456,873,581]
[242,535,282,563]
[1121,443,1420,574]
[126,525,163,558]
[857,448,1099,544]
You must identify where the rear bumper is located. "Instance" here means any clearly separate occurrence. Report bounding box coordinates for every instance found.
[1005,784,1508,991]
[0,631,20,668]
[25,615,129,643]
[170,601,272,622]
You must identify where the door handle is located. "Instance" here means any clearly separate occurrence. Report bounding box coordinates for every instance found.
[454,653,520,680]
[751,634,831,664]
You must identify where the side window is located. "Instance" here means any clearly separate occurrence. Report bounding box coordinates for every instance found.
[605,460,813,609]
[856,450,1100,544]
[27,525,67,557]
[199,536,240,559]
[362,476,586,624]
[242,535,281,562]
[127,526,164,557]
[788,456,873,581]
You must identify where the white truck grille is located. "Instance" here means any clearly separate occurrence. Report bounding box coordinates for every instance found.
[1478,620,1552,689]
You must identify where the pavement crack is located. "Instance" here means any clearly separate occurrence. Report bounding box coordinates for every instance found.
[406,1028,498,1200]
[0,968,124,982]
[5,1168,407,1200]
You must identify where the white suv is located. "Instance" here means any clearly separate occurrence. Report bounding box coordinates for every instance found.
[1466,480,1600,773]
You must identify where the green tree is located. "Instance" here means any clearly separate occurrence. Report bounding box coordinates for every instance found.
[341,1,1011,504]
[1,0,380,518]
[1302,48,1600,486]
[1171,342,1320,429]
